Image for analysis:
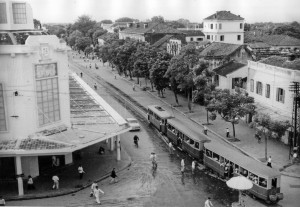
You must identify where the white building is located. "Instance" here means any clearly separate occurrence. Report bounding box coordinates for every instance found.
[203,11,244,45]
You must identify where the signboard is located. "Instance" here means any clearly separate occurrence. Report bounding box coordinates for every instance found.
[35,63,57,79]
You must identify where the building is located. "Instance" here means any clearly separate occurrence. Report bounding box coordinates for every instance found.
[181,30,205,43]
[0,0,130,196]
[203,11,245,45]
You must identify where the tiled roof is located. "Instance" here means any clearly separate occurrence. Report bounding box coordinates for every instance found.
[260,35,300,46]
[121,22,182,34]
[112,22,131,27]
[214,61,246,77]
[259,56,300,70]
[19,138,70,150]
[0,140,17,150]
[152,35,173,47]
[181,30,205,36]
[247,42,270,49]
[199,42,242,58]
[204,11,244,20]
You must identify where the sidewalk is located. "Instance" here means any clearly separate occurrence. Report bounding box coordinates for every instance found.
[91,59,300,178]
[2,142,131,201]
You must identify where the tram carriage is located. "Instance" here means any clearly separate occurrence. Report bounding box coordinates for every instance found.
[167,118,210,160]
[147,105,173,134]
[203,142,283,203]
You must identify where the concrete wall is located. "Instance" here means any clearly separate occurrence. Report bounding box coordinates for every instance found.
[119,32,145,42]
[21,156,39,177]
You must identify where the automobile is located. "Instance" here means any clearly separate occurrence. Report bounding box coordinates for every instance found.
[126,118,141,131]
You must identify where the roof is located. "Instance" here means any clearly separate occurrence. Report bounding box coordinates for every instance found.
[199,42,242,58]
[120,22,182,35]
[259,56,300,70]
[204,11,244,21]
[152,34,173,47]
[181,30,205,37]
[205,142,281,177]
[167,118,210,143]
[147,105,174,119]
[214,61,247,77]
[247,42,271,49]
[260,35,300,46]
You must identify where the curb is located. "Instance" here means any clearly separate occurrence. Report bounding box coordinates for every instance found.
[5,137,133,201]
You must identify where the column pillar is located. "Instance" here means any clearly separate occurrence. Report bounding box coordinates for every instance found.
[116,135,121,161]
[110,136,114,151]
[15,156,24,196]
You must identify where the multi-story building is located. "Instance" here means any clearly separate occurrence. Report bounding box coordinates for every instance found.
[203,11,244,45]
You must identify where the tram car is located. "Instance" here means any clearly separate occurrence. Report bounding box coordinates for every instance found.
[166,118,210,160]
[147,105,173,134]
[203,142,284,203]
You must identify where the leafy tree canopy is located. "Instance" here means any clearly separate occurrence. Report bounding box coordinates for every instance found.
[151,16,165,23]
[92,29,108,45]
[115,17,134,22]
[101,19,113,24]
[33,19,41,29]
[165,21,185,29]
[75,37,92,52]
[272,24,300,39]
[67,30,83,47]
[72,15,96,36]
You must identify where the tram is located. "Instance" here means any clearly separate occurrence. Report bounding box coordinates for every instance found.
[203,142,283,203]
[166,118,210,160]
[147,105,173,134]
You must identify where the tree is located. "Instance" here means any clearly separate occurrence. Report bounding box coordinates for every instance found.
[272,25,300,39]
[177,18,190,26]
[207,89,256,138]
[84,46,93,56]
[33,19,41,29]
[115,17,134,22]
[72,15,96,36]
[165,21,185,29]
[101,19,113,24]
[253,113,290,160]
[92,29,107,45]
[67,30,83,47]
[150,51,172,97]
[75,37,92,52]
[151,16,164,23]
[244,23,251,31]
[290,21,300,28]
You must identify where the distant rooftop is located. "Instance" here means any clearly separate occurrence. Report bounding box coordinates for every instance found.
[214,61,247,77]
[121,22,182,34]
[199,42,242,58]
[204,11,244,21]
[259,56,300,70]
[181,30,205,37]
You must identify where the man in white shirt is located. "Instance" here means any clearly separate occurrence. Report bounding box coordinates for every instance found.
[191,160,196,174]
[90,181,98,197]
[78,165,85,179]
[205,197,213,207]
[94,186,104,204]
[267,156,272,168]
[52,175,59,189]
[181,158,185,174]
[168,142,173,155]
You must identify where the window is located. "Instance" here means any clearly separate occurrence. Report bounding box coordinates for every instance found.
[266,84,270,98]
[207,35,210,40]
[196,38,203,41]
[220,35,224,41]
[12,3,27,24]
[215,24,217,29]
[195,142,199,149]
[219,23,222,29]
[237,35,241,41]
[276,88,285,103]
[0,3,7,24]
[210,24,213,29]
[0,83,7,131]
[214,75,219,86]
[256,81,263,95]
[35,63,61,126]
[190,37,193,41]
[250,79,254,92]
[240,23,243,29]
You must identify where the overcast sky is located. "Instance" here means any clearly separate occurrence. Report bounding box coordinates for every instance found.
[26,0,300,24]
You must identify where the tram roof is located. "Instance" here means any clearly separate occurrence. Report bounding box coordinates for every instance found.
[204,142,280,178]
[167,118,210,143]
[147,105,174,119]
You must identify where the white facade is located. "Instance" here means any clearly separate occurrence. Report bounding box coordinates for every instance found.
[185,35,204,43]
[247,61,300,119]
[203,20,244,45]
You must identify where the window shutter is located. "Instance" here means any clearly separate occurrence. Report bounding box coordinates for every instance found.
[276,88,279,101]
[282,89,285,103]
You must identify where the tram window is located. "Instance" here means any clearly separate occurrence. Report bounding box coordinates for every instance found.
[167,124,172,130]
[241,169,248,177]
[195,142,199,149]
[259,178,267,188]
[149,110,153,115]
[234,164,240,173]
[185,136,189,142]
[212,153,219,162]
[189,139,194,145]
[219,156,224,164]
[272,178,277,188]
[178,132,183,139]
[206,149,212,157]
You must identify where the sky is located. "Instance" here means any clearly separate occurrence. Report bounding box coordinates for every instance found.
[26,0,300,24]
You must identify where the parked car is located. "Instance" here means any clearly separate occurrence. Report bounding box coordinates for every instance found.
[126,118,141,131]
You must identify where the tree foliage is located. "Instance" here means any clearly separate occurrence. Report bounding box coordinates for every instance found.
[151,16,165,23]
[68,30,83,47]
[33,19,41,29]
[72,15,96,36]
[75,37,92,52]
[92,29,108,45]
[101,19,113,24]
[115,17,134,22]
[272,24,300,39]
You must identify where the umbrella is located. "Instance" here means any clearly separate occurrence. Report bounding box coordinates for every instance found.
[226,176,253,205]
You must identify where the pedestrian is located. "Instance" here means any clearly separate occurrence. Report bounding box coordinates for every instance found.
[191,160,196,174]
[267,156,272,168]
[114,75,116,79]
[203,126,208,135]
[90,181,98,197]
[89,63,92,69]
[226,127,230,138]
[0,196,5,206]
[168,141,173,155]
[80,72,83,78]
[110,168,118,184]
[98,146,105,154]
[224,163,229,178]
[52,175,59,189]
[94,186,104,204]
[291,152,298,164]
[78,164,85,179]
[132,83,135,91]
[27,175,35,190]
[205,197,213,207]
[94,83,97,90]
[181,158,185,174]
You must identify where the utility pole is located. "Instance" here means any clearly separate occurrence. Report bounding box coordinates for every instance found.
[289,81,300,157]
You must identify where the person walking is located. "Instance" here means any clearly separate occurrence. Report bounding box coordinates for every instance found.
[27,175,35,190]
[150,152,157,170]
[267,156,272,168]
[110,168,118,184]
[203,126,208,135]
[181,158,185,174]
[80,72,83,78]
[0,196,5,206]
[168,141,173,155]
[90,181,98,197]
[205,197,213,207]
[52,175,59,189]
[94,83,98,90]
[94,186,104,204]
[78,165,85,179]
[226,128,230,138]
[191,160,196,175]
[132,83,135,91]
